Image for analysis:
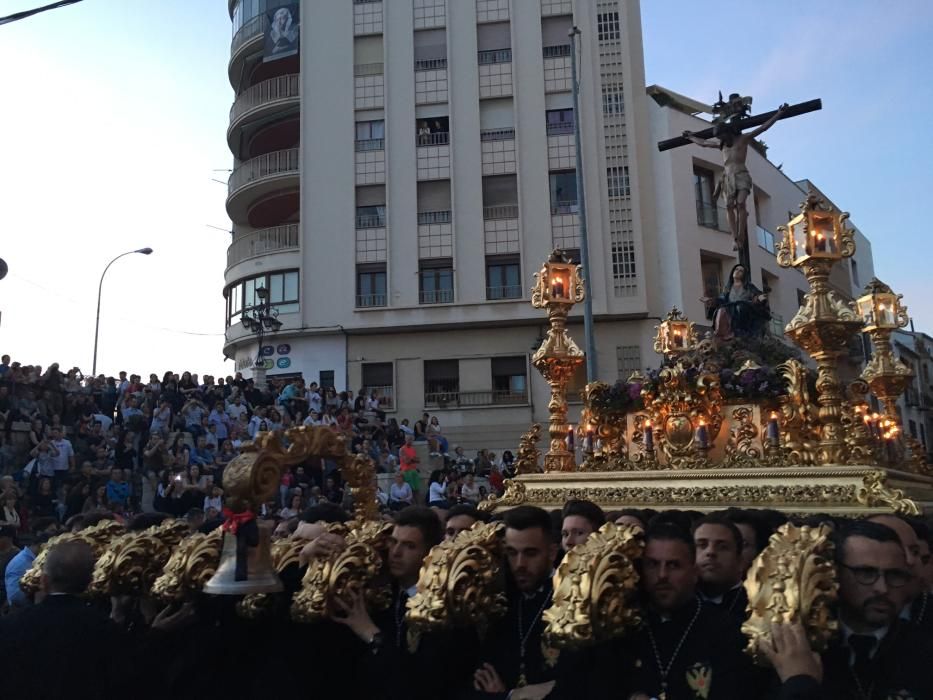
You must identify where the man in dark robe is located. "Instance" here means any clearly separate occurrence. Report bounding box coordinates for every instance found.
[767,519,933,699]
[692,513,748,627]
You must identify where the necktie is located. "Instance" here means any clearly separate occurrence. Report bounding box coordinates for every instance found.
[848,634,877,693]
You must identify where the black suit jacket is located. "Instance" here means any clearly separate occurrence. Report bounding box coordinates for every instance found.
[0,595,124,700]
[777,620,933,700]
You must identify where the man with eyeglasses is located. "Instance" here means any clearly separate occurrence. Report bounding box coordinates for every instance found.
[765,519,933,699]
[869,514,932,633]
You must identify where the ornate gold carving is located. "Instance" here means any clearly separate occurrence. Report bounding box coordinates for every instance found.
[743,523,838,666]
[478,478,527,512]
[776,359,819,466]
[723,406,762,469]
[152,529,223,602]
[20,520,126,596]
[89,519,190,596]
[406,522,506,639]
[544,523,643,647]
[856,471,921,516]
[291,520,393,623]
[579,383,628,461]
[640,361,722,469]
[514,424,542,475]
[344,453,380,521]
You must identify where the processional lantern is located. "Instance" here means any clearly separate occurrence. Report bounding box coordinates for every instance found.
[653,307,697,358]
[784,197,845,264]
[857,279,906,332]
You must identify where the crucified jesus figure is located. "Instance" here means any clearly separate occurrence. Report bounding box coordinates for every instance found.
[683,103,788,259]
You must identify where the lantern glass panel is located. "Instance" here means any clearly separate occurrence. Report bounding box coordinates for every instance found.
[549,264,571,300]
[809,214,837,258]
[857,297,874,326]
[791,219,807,262]
[875,294,897,327]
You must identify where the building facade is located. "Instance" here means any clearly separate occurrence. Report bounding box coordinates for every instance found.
[221,0,872,451]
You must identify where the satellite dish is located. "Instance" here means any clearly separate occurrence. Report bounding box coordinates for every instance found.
[0,258,7,281]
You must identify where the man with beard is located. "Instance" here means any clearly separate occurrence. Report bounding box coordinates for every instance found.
[464,505,588,700]
[767,519,933,699]
[331,506,471,700]
[868,513,932,633]
[692,513,748,625]
[599,521,753,699]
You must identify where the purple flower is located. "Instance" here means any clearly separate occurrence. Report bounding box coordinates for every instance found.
[628,383,643,400]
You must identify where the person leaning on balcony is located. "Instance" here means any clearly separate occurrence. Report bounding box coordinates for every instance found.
[399,434,421,501]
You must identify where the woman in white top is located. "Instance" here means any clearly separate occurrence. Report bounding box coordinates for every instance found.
[388,472,413,511]
[427,470,449,509]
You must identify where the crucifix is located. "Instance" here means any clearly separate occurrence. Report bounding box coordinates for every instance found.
[658,94,822,273]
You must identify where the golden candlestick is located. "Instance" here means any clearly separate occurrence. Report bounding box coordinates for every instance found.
[531,250,585,472]
[777,194,862,465]
[858,278,912,419]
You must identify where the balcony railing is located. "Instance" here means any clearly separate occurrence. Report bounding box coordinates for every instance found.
[696,201,730,233]
[231,14,266,57]
[480,128,515,142]
[415,57,447,71]
[550,200,579,215]
[355,138,384,152]
[417,210,451,225]
[543,44,572,59]
[757,225,777,254]
[546,121,575,136]
[356,293,387,308]
[419,289,454,304]
[417,131,449,146]
[356,213,386,229]
[486,285,522,300]
[424,389,527,408]
[227,224,300,268]
[230,74,300,124]
[477,48,512,65]
[229,148,299,195]
[362,385,394,409]
[483,204,518,220]
[354,62,384,77]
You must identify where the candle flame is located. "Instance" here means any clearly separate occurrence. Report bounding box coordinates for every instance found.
[644,419,651,428]
[770,411,779,420]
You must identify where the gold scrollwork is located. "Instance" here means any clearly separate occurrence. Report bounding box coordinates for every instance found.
[514,424,542,475]
[856,471,921,516]
[479,479,527,512]
[152,529,223,602]
[544,523,643,648]
[743,523,838,666]
[723,406,762,469]
[90,519,190,596]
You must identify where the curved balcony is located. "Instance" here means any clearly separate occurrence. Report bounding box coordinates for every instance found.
[227,148,299,224]
[228,74,300,154]
[229,14,267,90]
[227,224,300,270]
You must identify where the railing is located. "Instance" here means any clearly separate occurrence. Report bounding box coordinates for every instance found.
[480,128,515,142]
[486,285,522,300]
[229,148,299,195]
[543,44,572,59]
[757,225,777,254]
[477,48,512,65]
[424,389,527,408]
[231,15,266,57]
[356,213,386,229]
[354,62,384,77]
[230,74,300,123]
[415,57,447,71]
[483,204,519,220]
[550,200,579,215]
[546,121,575,136]
[417,210,451,225]
[769,314,785,337]
[419,289,454,304]
[353,0,381,4]
[695,201,730,233]
[362,385,394,409]
[227,224,300,268]
[355,138,384,152]
[416,131,449,146]
[356,293,387,308]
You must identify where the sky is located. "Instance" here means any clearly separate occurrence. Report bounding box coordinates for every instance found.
[0,0,931,379]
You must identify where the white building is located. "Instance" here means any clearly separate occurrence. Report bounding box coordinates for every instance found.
[222,0,872,452]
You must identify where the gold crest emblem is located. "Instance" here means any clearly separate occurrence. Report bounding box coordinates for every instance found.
[685,662,712,699]
[541,639,561,669]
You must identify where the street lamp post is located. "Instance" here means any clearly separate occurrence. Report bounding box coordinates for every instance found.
[568,26,597,382]
[92,247,153,375]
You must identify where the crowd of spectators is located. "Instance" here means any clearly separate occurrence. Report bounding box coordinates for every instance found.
[0,354,515,545]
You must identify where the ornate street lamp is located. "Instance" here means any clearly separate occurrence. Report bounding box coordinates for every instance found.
[776,194,861,464]
[531,250,585,472]
[858,278,911,420]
